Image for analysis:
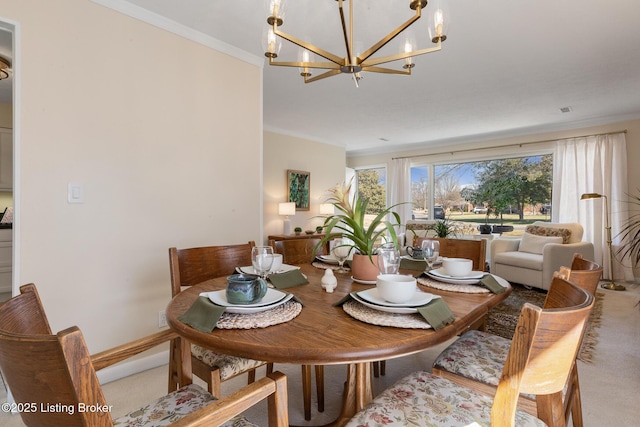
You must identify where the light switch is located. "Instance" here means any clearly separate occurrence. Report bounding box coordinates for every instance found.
[68,182,84,204]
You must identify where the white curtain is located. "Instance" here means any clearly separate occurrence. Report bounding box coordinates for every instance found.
[553,132,632,281]
[389,158,412,246]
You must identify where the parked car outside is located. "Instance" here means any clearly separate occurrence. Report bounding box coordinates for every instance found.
[434,206,445,219]
[473,206,488,214]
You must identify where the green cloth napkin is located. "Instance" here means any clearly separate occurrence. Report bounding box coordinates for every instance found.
[417,298,456,331]
[269,269,309,289]
[400,258,427,272]
[480,274,506,294]
[178,296,225,332]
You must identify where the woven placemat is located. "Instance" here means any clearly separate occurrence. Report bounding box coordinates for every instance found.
[312,261,350,272]
[417,276,490,294]
[342,300,432,329]
[215,301,302,329]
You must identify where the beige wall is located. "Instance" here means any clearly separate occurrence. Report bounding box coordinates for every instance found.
[263,131,345,242]
[0,0,263,358]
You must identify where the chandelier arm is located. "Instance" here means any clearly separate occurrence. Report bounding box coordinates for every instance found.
[304,69,342,84]
[357,4,422,63]
[274,27,344,66]
[361,66,411,76]
[362,42,442,67]
[337,0,352,68]
[268,58,340,71]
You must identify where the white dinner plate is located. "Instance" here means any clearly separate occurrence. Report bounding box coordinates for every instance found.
[351,276,377,285]
[237,264,300,275]
[401,255,444,262]
[199,290,293,314]
[202,288,288,308]
[356,288,435,307]
[425,271,481,285]
[350,292,419,314]
[429,268,484,280]
[318,254,339,264]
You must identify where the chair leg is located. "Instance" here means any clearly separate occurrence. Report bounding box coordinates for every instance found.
[266,362,274,374]
[372,361,379,378]
[302,365,312,420]
[380,360,386,376]
[315,365,324,413]
[568,365,584,427]
[168,338,179,393]
[247,368,257,384]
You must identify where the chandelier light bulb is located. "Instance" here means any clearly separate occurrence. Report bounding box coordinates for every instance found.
[299,49,312,77]
[403,39,415,69]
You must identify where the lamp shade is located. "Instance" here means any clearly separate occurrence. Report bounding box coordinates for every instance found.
[580,193,603,200]
[319,203,334,215]
[279,202,296,216]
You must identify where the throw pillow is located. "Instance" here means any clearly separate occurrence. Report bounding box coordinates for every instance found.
[525,225,572,244]
[518,232,563,255]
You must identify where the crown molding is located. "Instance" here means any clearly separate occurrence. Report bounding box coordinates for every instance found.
[91,0,263,68]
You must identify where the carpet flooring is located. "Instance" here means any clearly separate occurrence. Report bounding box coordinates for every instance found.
[485,284,604,363]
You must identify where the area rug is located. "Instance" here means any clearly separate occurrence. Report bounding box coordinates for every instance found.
[485,284,604,363]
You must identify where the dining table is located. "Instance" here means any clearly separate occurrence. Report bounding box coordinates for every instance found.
[166,262,512,426]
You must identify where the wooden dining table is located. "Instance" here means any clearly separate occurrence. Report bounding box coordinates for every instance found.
[166,263,512,426]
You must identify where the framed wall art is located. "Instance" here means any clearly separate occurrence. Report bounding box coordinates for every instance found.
[286,169,310,211]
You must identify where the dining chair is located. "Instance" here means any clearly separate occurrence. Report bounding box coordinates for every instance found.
[168,242,274,397]
[346,276,594,427]
[431,254,602,426]
[0,284,289,427]
[269,238,327,420]
[414,236,487,271]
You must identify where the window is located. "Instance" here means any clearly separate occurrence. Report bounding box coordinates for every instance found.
[410,154,553,228]
[355,166,386,215]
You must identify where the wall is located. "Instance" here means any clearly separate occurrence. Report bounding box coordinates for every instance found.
[263,131,345,242]
[0,0,263,360]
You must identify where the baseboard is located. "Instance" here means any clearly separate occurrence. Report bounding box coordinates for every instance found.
[96,350,169,385]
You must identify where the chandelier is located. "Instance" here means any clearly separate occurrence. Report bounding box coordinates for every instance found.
[263,0,449,86]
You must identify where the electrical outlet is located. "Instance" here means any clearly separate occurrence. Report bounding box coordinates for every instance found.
[158,310,167,328]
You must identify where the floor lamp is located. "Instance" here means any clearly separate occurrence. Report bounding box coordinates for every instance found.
[581,193,626,291]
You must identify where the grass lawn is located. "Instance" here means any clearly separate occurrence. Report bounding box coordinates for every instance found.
[446,212,552,227]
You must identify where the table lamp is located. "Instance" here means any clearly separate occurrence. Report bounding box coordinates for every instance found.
[319,203,334,215]
[278,202,296,235]
[580,193,625,290]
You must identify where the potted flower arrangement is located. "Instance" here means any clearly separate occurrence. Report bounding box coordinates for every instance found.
[314,180,404,281]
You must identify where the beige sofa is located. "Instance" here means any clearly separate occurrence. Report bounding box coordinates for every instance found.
[490,222,595,290]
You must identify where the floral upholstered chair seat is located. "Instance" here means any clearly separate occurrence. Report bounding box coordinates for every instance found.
[114,384,257,427]
[344,371,546,427]
[432,329,536,400]
[191,344,266,380]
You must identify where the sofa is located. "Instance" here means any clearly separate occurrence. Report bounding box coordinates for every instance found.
[490,222,595,290]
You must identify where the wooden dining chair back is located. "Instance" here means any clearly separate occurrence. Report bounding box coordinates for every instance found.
[414,236,487,271]
[347,277,593,427]
[552,253,602,299]
[269,238,327,265]
[491,277,594,426]
[169,241,255,296]
[168,242,273,397]
[0,284,289,427]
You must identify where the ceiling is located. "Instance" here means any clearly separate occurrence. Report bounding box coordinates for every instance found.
[17,1,640,156]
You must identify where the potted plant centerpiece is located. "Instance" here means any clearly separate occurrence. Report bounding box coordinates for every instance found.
[314,180,404,282]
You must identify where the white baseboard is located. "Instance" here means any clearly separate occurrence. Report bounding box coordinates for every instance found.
[96,350,169,385]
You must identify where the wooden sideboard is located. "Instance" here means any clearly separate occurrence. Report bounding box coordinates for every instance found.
[268,233,331,253]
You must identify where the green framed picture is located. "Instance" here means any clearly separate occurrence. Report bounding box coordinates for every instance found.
[286,169,310,211]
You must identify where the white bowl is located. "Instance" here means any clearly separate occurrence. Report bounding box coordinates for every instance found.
[376,274,417,303]
[442,258,473,277]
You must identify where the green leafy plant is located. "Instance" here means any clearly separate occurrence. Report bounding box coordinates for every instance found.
[616,190,640,266]
[314,180,405,258]
[427,217,460,238]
